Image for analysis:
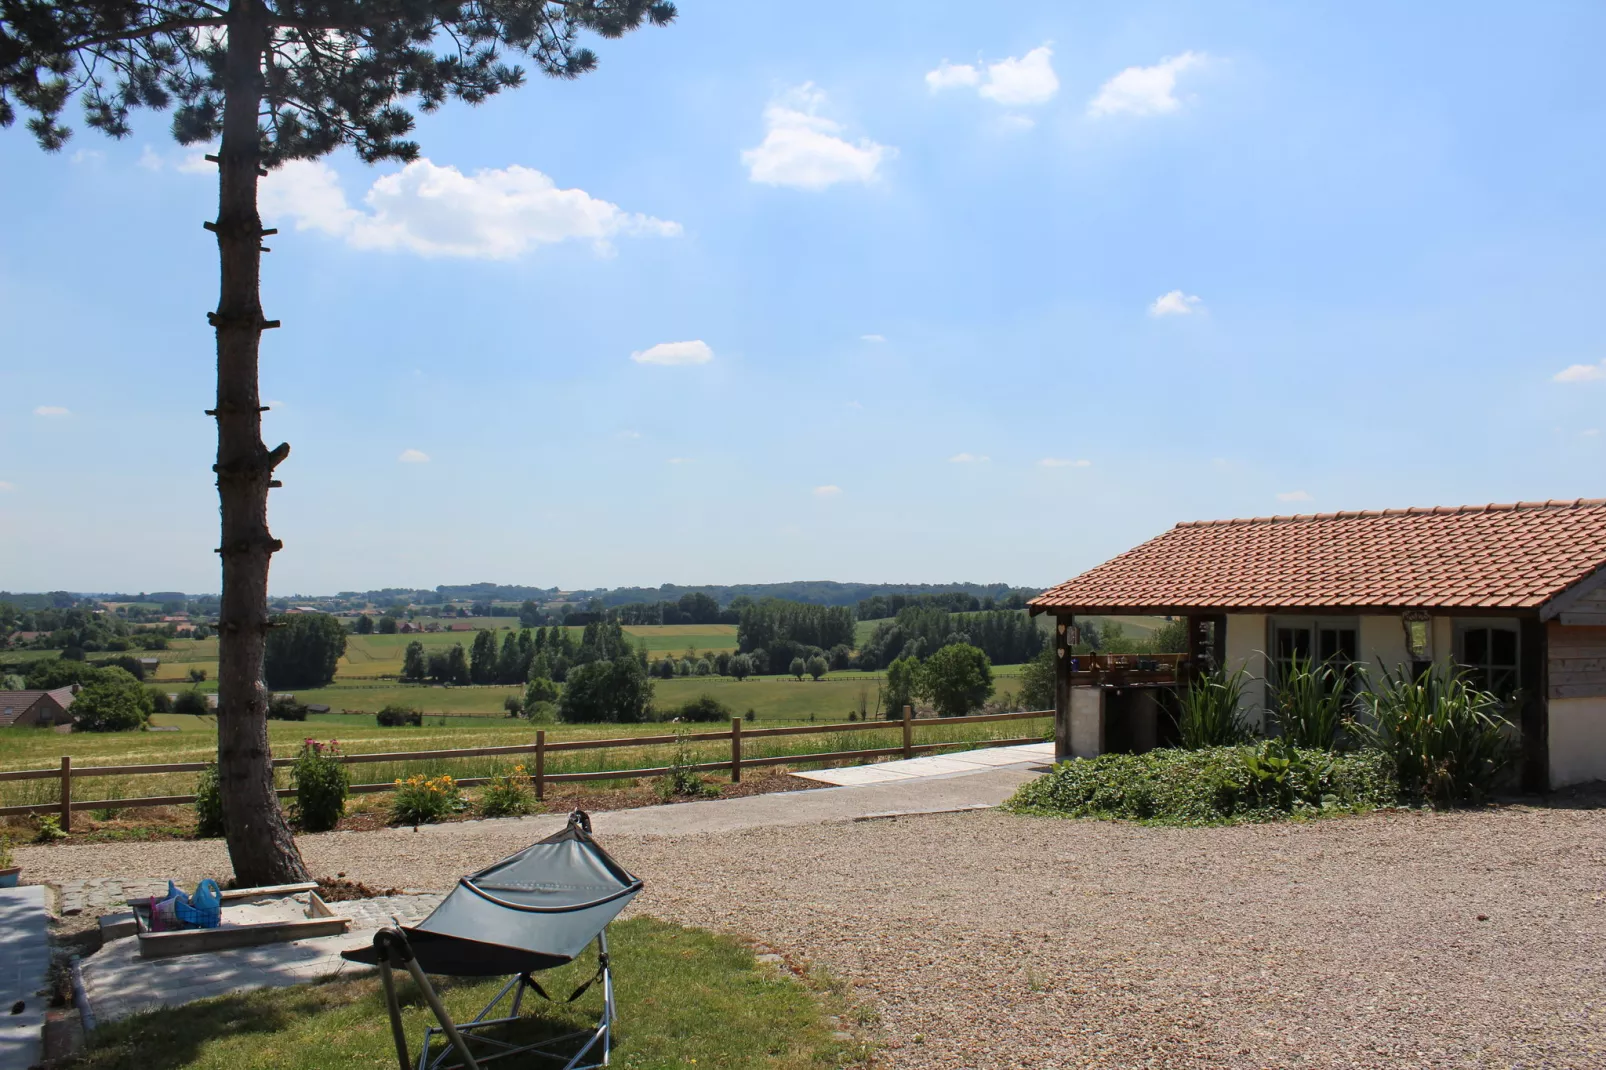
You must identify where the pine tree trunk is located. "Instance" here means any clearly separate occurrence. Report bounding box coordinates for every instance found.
[212,0,309,886]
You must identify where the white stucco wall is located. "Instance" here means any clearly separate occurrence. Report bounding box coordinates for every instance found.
[1358,616,1409,679]
[1222,614,1269,728]
[1231,613,1452,699]
[1549,697,1606,788]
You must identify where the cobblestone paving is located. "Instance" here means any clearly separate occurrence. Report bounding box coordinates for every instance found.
[55,878,170,917]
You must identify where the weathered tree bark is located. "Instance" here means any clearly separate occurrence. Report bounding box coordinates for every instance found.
[212,0,309,886]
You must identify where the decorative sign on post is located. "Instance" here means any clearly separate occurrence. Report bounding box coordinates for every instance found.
[1401,610,1432,660]
[1065,624,1080,646]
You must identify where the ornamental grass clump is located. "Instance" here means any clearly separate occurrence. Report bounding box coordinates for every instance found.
[1269,654,1356,749]
[1177,669,1253,749]
[1007,745,1396,826]
[389,773,463,826]
[1359,665,1514,806]
[478,765,537,818]
[291,739,349,832]
[194,763,225,838]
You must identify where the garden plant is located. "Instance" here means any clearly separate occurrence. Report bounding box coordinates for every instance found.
[290,739,349,832]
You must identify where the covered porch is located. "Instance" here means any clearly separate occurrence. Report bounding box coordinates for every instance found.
[1037,615,1219,762]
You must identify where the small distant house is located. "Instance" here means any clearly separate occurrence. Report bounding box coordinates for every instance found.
[9,631,41,644]
[0,687,76,728]
[138,657,160,674]
[1029,499,1606,791]
[161,615,189,624]
[448,622,474,632]
[398,621,420,634]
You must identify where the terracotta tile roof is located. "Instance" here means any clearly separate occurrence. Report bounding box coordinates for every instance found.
[0,687,75,727]
[1029,499,1606,614]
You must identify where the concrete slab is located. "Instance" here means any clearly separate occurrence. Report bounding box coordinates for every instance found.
[801,765,921,786]
[81,893,441,1024]
[0,886,51,1070]
[791,743,1052,786]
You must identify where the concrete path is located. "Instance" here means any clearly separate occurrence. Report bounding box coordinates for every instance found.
[0,886,51,1070]
[79,893,443,1025]
[790,742,1054,786]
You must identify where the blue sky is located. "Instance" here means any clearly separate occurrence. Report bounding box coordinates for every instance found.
[1,0,1602,595]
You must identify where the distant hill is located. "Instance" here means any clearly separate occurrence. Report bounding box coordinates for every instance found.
[56,580,1041,609]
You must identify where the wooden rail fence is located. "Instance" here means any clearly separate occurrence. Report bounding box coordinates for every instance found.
[0,708,1052,830]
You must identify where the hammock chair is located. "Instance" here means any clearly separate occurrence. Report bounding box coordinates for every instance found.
[343,811,642,1070]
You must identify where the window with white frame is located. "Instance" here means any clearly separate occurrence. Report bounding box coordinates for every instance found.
[1269,617,1359,681]
[1454,621,1520,696]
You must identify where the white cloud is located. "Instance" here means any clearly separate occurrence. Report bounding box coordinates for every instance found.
[925,60,981,92]
[137,145,165,170]
[398,449,430,463]
[948,452,990,463]
[0,481,14,492]
[667,457,693,465]
[631,340,713,366]
[33,406,68,417]
[927,46,1059,107]
[177,151,214,175]
[813,484,842,497]
[742,84,891,190]
[259,158,680,259]
[979,46,1059,106]
[71,149,103,164]
[1276,490,1313,503]
[860,334,886,343]
[1089,52,1205,118]
[845,400,863,409]
[1553,360,1606,383]
[1038,457,1092,468]
[617,430,642,440]
[1148,290,1203,317]
[1583,428,1601,437]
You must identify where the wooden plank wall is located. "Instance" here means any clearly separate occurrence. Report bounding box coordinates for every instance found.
[1560,582,1606,626]
[1549,624,1606,699]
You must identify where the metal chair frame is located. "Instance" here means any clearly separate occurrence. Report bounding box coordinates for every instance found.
[373,926,616,1070]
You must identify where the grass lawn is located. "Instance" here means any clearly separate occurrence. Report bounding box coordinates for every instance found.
[76,917,866,1070]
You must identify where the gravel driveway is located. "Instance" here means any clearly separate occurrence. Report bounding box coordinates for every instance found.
[21,804,1606,1068]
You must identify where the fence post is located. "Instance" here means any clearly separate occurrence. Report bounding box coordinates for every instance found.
[730,718,742,784]
[902,706,913,759]
[59,755,71,832]
[535,731,545,801]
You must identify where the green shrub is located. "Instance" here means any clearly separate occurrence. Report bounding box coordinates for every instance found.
[670,695,731,723]
[72,668,154,732]
[0,835,13,869]
[172,689,209,716]
[147,688,174,714]
[268,696,308,721]
[389,773,462,825]
[1359,665,1514,806]
[290,739,349,832]
[194,764,226,837]
[1178,669,1253,748]
[1269,655,1353,749]
[376,704,423,727]
[1006,745,1397,826]
[918,643,994,717]
[558,657,653,724]
[478,765,536,818]
[656,732,719,802]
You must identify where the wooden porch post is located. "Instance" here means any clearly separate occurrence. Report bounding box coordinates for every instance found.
[1054,614,1073,763]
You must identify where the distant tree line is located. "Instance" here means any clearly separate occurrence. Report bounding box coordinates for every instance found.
[855,590,1031,621]
[857,607,1046,670]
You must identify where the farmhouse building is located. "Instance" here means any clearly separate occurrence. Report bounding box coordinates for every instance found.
[0,687,77,728]
[1029,499,1606,791]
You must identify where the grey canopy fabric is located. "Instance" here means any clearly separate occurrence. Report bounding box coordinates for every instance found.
[343,814,642,976]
